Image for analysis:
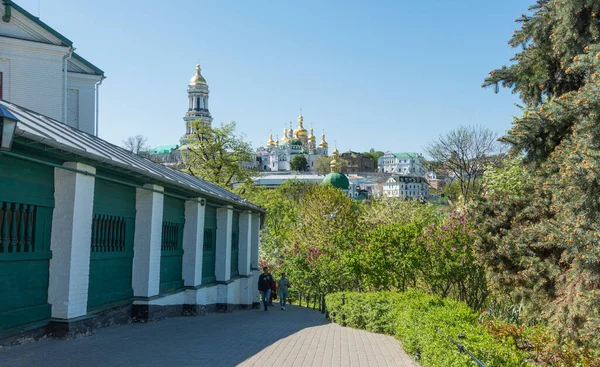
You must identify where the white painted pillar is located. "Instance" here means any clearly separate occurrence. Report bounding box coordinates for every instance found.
[215,206,232,282]
[250,213,261,306]
[250,213,261,270]
[132,184,164,298]
[48,162,96,319]
[238,211,252,276]
[182,199,205,287]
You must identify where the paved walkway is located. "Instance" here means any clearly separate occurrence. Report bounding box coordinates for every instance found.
[0,305,418,367]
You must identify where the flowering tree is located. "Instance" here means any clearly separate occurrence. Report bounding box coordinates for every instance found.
[417,212,487,310]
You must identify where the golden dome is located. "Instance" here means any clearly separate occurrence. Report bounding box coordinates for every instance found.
[294,114,308,137]
[308,128,316,142]
[267,133,276,146]
[329,147,341,172]
[189,64,207,86]
[318,133,329,148]
[280,128,289,143]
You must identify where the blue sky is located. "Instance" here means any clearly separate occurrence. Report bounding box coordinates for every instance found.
[20,0,526,154]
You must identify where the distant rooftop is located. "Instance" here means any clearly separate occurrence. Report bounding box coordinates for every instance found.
[149,144,179,154]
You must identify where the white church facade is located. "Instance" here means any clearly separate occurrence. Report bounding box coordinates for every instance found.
[257,114,330,172]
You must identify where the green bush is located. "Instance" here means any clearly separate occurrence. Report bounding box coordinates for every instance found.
[326,291,533,367]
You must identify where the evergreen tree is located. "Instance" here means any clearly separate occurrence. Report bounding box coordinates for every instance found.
[475,1,600,348]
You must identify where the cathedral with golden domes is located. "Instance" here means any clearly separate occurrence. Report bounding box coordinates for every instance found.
[257,114,329,172]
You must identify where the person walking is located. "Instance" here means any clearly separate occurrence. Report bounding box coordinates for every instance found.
[257,267,274,311]
[269,270,277,306]
[278,273,291,310]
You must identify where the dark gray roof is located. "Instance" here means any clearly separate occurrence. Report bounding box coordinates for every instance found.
[1,99,263,212]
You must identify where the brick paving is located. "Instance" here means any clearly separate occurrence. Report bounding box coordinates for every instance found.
[0,305,418,367]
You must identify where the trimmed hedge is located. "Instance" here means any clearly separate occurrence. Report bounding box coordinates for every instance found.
[326,291,533,367]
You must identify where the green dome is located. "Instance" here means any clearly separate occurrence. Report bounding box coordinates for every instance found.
[322,172,349,190]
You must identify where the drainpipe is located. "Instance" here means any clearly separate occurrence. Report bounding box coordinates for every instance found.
[94,76,105,136]
[62,47,74,123]
[2,1,11,23]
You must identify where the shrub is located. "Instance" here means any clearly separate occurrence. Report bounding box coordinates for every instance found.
[326,291,533,367]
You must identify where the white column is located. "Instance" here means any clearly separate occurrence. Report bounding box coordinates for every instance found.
[48,162,96,319]
[238,211,252,276]
[182,199,205,287]
[132,184,164,298]
[250,213,261,270]
[215,206,232,282]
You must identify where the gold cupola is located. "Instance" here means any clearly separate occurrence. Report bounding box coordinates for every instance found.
[281,128,289,143]
[267,133,276,146]
[330,148,341,173]
[294,114,308,138]
[189,64,207,86]
[308,128,316,142]
[318,133,329,148]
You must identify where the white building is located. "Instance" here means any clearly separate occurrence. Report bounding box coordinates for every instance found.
[257,114,329,172]
[0,1,104,135]
[378,152,425,176]
[0,2,264,344]
[382,175,429,199]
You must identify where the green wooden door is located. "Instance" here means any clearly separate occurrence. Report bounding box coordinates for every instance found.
[88,178,135,312]
[202,206,216,284]
[160,196,185,293]
[0,155,53,335]
[230,211,239,278]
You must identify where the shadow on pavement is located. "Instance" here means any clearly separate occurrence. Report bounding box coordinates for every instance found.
[0,305,328,367]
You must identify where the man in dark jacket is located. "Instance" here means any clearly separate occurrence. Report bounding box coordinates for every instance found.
[257,267,274,311]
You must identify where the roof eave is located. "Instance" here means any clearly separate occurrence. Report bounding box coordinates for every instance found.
[13,129,264,213]
[72,52,105,77]
[6,0,73,47]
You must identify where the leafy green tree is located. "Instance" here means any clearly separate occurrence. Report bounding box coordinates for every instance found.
[476,1,600,348]
[182,120,255,189]
[290,154,309,171]
[235,180,307,269]
[285,184,360,295]
[314,155,349,175]
[315,156,332,175]
[362,149,384,171]
[417,212,487,310]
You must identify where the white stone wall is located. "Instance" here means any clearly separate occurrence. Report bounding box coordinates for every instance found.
[67,73,100,135]
[0,37,65,122]
[227,280,241,305]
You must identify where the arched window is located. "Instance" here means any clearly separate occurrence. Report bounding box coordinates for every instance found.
[196,97,200,111]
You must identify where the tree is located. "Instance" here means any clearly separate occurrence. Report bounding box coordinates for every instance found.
[424,126,505,202]
[362,149,384,171]
[290,154,308,171]
[474,1,600,349]
[315,156,332,175]
[123,135,150,155]
[182,120,255,189]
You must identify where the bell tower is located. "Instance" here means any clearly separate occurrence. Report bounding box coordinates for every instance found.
[183,64,213,139]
